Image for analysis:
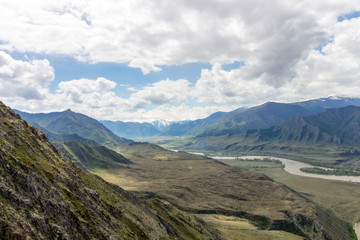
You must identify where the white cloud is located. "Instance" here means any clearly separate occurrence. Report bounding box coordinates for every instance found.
[0,51,54,100]
[193,15,360,106]
[121,104,235,122]
[129,79,190,107]
[1,0,359,78]
[55,77,117,104]
[58,77,116,93]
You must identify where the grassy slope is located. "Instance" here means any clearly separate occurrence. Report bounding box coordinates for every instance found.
[54,141,132,170]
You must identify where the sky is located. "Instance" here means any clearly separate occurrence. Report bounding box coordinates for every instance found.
[0,0,360,122]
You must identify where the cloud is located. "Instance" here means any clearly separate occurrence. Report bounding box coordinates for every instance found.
[194,64,281,104]
[129,79,190,106]
[121,104,235,122]
[58,77,116,93]
[1,0,359,78]
[0,51,54,100]
[194,16,360,105]
[54,77,116,104]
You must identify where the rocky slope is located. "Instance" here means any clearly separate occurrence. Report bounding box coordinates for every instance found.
[0,101,219,239]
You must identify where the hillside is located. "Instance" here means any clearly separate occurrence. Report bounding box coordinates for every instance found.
[293,96,360,114]
[15,109,131,145]
[53,141,133,170]
[197,102,311,137]
[0,101,220,239]
[247,105,360,145]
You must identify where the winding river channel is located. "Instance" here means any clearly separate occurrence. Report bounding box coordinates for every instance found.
[211,155,360,182]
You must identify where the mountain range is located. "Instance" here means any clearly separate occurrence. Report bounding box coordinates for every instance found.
[100,96,360,139]
[201,105,360,146]
[189,105,360,168]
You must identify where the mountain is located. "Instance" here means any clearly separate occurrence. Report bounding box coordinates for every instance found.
[190,105,360,168]
[31,121,98,144]
[251,105,360,145]
[160,111,228,136]
[15,109,131,145]
[100,120,160,138]
[293,96,360,114]
[197,102,312,137]
[157,97,360,138]
[150,119,174,130]
[0,102,220,239]
[166,97,360,139]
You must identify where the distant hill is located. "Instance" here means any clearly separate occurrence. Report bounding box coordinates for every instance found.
[54,141,133,169]
[197,102,312,137]
[160,111,228,136]
[150,119,174,130]
[100,120,160,138]
[293,96,360,114]
[68,96,360,140]
[252,105,360,144]
[162,96,360,138]
[31,121,98,144]
[15,109,131,145]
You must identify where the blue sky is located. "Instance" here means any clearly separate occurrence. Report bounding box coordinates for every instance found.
[10,51,212,99]
[1,1,360,121]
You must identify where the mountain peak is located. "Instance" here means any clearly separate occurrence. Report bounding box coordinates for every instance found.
[63,108,74,113]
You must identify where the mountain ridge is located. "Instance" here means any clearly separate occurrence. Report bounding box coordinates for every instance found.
[14,109,131,145]
[248,105,360,145]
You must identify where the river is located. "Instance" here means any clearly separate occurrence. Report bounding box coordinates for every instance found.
[211,155,360,182]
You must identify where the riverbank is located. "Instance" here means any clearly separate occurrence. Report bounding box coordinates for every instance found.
[210,155,360,182]
[355,223,360,240]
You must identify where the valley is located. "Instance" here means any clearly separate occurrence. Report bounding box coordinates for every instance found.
[3,2,360,239]
[10,98,360,239]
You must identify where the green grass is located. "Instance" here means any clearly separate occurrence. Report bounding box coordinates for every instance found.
[198,214,303,240]
[300,167,360,176]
